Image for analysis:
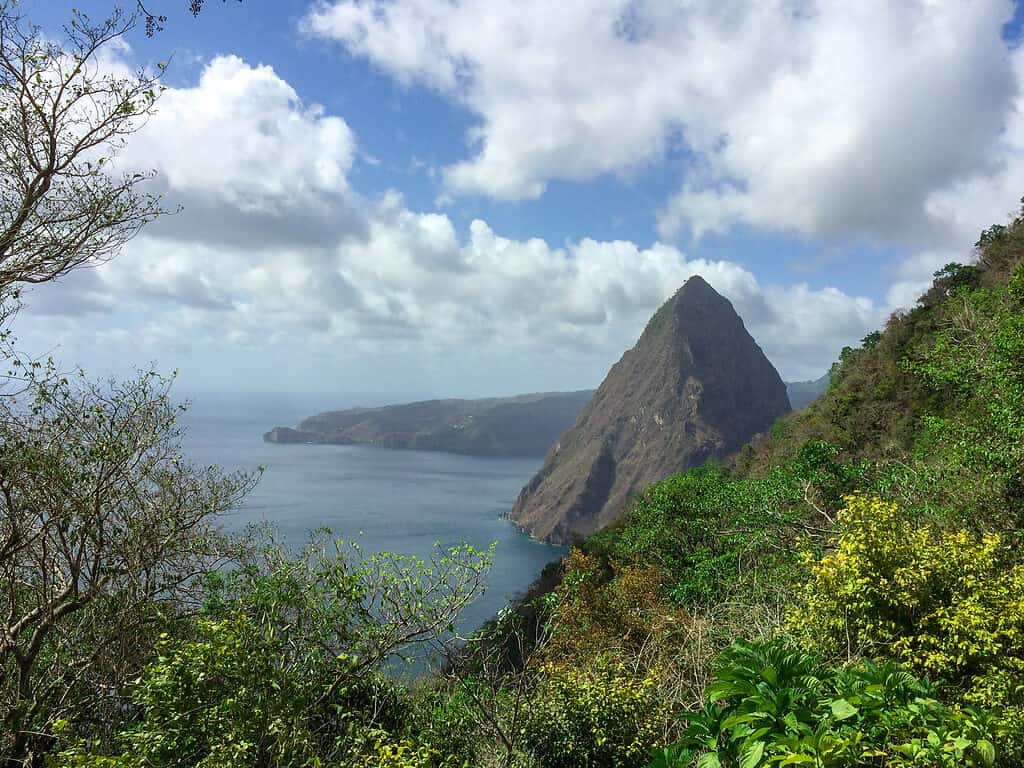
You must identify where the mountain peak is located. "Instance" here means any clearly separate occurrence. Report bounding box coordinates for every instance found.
[677,273,713,294]
[641,274,741,339]
[671,275,739,316]
[508,276,790,544]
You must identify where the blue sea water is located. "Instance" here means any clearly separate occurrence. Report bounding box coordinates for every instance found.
[177,393,566,639]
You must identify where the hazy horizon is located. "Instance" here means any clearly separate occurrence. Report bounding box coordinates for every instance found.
[20,1,1024,396]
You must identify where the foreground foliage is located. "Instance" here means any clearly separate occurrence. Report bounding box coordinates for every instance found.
[54,537,492,767]
[790,494,1024,763]
[0,369,255,761]
[654,640,995,768]
[525,659,663,768]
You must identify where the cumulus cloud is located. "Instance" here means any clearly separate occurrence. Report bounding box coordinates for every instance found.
[68,201,880,381]
[305,0,1019,248]
[21,48,886,390]
[881,38,1024,308]
[115,55,363,248]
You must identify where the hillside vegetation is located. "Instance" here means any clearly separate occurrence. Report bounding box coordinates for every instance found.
[43,212,1024,768]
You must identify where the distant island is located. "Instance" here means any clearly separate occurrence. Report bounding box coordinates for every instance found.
[263,390,594,457]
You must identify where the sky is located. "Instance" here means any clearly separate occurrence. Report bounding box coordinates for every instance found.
[16,0,1024,403]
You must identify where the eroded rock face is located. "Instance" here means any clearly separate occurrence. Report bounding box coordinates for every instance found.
[508,276,791,544]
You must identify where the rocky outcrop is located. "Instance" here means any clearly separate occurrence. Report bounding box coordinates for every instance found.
[508,276,791,544]
[262,426,329,444]
[264,390,594,458]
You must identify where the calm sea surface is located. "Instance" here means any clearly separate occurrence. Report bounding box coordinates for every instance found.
[178,394,565,637]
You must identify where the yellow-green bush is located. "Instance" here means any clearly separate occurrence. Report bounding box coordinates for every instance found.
[789,493,1024,762]
[523,657,664,768]
[361,734,438,768]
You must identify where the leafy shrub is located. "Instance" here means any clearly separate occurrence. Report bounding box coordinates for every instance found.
[902,281,1024,521]
[401,685,478,766]
[524,657,664,768]
[54,615,329,768]
[361,734,441,768]
[586,464,807,607]
[789,494,1024,763]
[652,640,995,768]
[790,494,1024,679]
[52,534,492,767]
[545,551,689,663]
[541,550,720,713]
[1007,262,1024,304]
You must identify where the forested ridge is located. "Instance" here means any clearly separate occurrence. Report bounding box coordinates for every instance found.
[3,4,1024,767]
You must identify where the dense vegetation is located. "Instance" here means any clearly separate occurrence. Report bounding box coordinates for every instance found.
[4,3,1024,766]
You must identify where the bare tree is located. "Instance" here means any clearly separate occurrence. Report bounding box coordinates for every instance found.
[431,602,554,768]
[0,3,162,294]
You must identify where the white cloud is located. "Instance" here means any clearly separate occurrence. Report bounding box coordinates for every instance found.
[116,55,361,247]
[19,48,886,392]
[127,55,354,206]
[884,35,1024,308]
[305,0,1018,248]
[45,203,879,382]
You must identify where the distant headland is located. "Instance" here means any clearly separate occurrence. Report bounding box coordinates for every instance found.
[263,390,594,458]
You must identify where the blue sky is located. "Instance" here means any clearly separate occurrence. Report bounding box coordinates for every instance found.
[17,0,1024,401]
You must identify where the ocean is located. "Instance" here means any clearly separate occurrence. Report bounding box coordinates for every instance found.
[177,393,566,642]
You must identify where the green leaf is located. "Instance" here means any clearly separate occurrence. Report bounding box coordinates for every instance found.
[776,756,816,766]
[722,712,771,730]
[975,739,996,767]
[830,698,858,721]
[696,752,722,768]
[739,741,765,768]
[707,682,736,703]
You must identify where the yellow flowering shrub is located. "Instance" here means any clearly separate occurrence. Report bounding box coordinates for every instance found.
[789,494,1024,761]
[524,657,664,768]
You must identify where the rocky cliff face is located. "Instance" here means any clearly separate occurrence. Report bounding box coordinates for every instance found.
[508,276,791,544]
